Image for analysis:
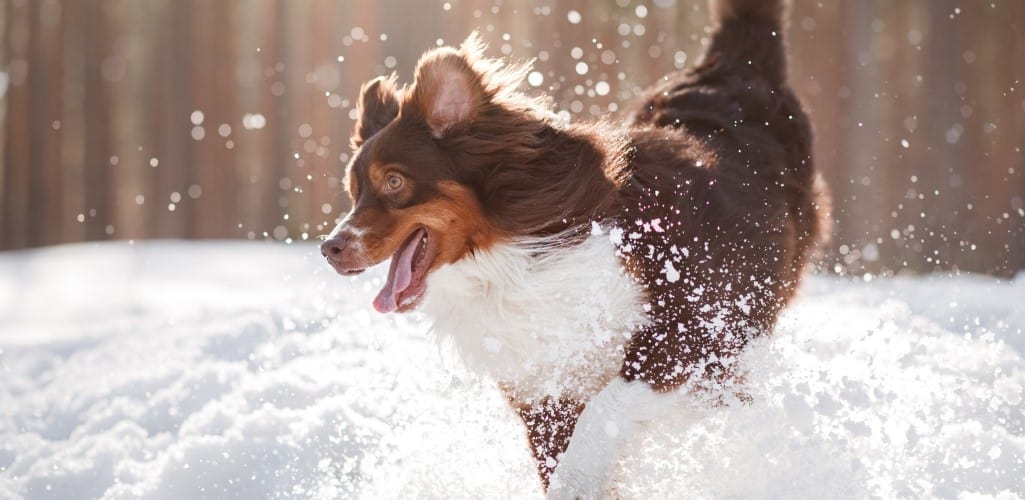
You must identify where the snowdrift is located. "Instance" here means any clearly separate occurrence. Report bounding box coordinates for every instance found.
[1,241,1022,499]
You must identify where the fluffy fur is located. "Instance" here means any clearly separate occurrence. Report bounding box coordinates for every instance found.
[423,231,647,404]
[321,0,827,496]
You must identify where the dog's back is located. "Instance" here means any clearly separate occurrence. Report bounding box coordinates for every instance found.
[630,0,821,252]
[610,0,827,388]
[635,0,823,247]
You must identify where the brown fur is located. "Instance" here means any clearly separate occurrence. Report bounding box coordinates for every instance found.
[325,0,827,490]
[351,74,401,149]
[513,398,584,489]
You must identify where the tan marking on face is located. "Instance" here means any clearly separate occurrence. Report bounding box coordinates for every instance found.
[366,162,388,189]
[338,180,504,274]
[412,181,503,268]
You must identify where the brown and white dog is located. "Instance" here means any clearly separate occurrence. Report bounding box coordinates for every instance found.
[321,0,826,496]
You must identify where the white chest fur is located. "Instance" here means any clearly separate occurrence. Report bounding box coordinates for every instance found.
[422,233,648,403]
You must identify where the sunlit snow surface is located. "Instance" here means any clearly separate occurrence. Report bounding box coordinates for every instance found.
[1,242,1023,499]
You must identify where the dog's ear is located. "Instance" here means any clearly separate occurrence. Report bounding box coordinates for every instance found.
[351,74,401,149]
[413,34,489,138]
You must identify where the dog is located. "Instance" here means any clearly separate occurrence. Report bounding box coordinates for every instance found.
[321,0,826,496]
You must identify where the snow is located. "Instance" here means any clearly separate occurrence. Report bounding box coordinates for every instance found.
[1,241,1023,499]
[663,260,680,283]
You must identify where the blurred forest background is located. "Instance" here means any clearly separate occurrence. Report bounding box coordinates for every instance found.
[1,0,1023,276]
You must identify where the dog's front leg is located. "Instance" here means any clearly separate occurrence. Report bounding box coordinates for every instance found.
[513,397,584,491]
[545,377,678,500]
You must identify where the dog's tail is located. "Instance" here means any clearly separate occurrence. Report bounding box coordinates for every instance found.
[703,0,789,85]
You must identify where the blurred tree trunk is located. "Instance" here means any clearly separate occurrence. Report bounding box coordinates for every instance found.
[148,0,194,239]
[0,0,9,246]
[233,0,270,240]
[32,0,63,245]
[263,0,289,239]
[1015,1,1025,272]
[3,0,30,249]
[190,0,236,239]
[81,0,113,242]
[60,0,86,244]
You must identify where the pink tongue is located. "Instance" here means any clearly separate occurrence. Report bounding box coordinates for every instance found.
[373,229,423,313]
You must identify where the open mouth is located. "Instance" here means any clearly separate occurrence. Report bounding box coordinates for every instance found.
[372,226,437,314]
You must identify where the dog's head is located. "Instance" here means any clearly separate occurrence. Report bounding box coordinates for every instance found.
[321,34,548,313]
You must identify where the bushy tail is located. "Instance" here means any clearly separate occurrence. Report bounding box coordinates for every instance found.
[704,0,790,84]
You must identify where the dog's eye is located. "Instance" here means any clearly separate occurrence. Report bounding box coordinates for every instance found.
[384,174,403,191]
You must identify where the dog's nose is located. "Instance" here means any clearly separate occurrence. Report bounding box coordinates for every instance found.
[320,236,347,259]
